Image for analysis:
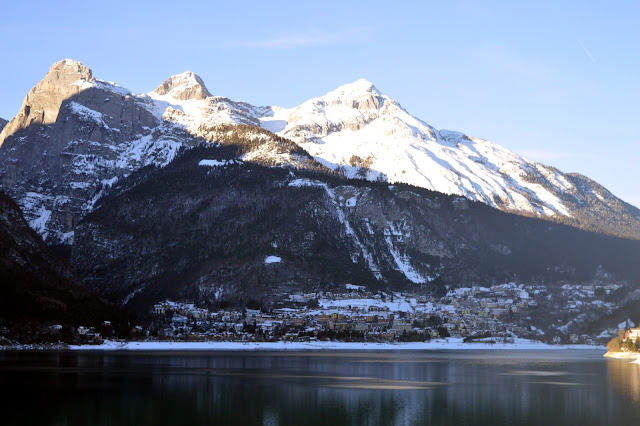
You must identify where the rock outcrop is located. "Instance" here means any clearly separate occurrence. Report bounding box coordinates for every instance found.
[0,60,94,142]
[152,71,212,100]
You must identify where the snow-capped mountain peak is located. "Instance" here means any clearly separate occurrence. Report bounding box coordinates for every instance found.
[259,80,591,219]
[152,71,211,100]
[320,78,383,109]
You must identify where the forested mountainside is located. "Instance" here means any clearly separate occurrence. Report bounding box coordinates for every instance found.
[72,145,640,314]
[0,191,129,343]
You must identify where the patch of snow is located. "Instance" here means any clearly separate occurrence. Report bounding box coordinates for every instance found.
[259,117,288,133]
[71,79,95,90]
[59,231,74,245]
[123,285,147,305]
[28,206,51,234]
[265,255,282,264]
[384,232,427,284]
[198,159,239,167]
[70,181,91,189]
[346,284,365,291]
[598,329,616,339]
[102,176,118,187]
[96,79,133,96]
[68,102,108,128]
[618,319,635,329]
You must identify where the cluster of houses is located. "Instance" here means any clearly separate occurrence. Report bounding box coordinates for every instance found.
[145,282,624,344]
[625,328,640,344]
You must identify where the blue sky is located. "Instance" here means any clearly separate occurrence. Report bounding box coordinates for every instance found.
[1,1,639,206]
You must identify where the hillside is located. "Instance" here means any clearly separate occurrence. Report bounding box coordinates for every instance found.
[0,191,129,343]
[73,145,640,314]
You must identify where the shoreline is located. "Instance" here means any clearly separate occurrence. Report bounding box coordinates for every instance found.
[603,351,640,360]
[62,338,604,352]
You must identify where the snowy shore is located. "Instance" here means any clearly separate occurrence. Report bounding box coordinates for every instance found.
[68,338,603,352]
[603,351,640,361]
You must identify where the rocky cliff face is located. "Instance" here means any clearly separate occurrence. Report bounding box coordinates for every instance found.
[0,118,8,132]
[0,60,95,135]
[0,61,202,243]
[152,71,212,100]
[0,64,153,242]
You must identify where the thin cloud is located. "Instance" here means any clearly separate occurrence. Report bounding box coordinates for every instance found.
[224,27,373,49]
[578,40,597,63]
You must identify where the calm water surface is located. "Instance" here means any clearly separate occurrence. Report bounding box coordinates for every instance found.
[1,349,639,425]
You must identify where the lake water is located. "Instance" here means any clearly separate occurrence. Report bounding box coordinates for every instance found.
[1,349,639,425]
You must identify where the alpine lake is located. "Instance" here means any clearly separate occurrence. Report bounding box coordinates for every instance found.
[1,349,639,425]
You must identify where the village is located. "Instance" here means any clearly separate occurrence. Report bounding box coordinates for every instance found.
[124,281,626,346]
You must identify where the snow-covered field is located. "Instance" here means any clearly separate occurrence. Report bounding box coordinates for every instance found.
[70,338,602,352]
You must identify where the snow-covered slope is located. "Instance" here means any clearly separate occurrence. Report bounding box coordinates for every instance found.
[147,71,270,128]
[143,76,612,220]
[259,79,569,217]
[156,75,634,237]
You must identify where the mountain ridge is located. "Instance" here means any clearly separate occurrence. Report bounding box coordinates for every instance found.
[1,59,639,243]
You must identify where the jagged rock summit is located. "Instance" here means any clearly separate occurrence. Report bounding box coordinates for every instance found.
[153,71,212,100]
[0,59,95,144]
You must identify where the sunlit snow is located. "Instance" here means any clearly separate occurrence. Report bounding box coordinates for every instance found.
[199,159,237,167]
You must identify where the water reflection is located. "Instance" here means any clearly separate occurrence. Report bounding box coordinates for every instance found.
[608,358,640,404]
[1,350,640,425]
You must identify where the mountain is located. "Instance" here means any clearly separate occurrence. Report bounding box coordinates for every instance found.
[2,60,638,245]
[0,60,322,244]
[0,118,7,132]
[1,60,639,341]
[0,190,128,343]
[259,79,640,239]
